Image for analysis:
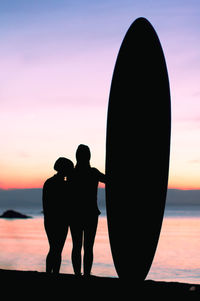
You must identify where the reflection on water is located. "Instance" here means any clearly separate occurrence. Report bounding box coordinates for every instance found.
[0,216,117,277]
[147,216,200,284]
[1,214,200,283]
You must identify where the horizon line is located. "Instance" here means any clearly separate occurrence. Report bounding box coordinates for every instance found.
[1,184,200,191]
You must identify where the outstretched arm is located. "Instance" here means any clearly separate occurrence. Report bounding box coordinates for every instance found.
[97,170,106,184]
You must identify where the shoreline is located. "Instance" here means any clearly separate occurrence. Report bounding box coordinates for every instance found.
[0,269,199,296]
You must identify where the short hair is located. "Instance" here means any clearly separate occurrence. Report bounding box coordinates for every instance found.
[54,157,74,172]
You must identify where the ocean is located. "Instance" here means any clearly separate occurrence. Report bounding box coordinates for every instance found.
[0,188,200,283]
[148,205,200,284]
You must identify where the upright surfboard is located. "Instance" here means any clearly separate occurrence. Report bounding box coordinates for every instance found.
[106,18,171,280]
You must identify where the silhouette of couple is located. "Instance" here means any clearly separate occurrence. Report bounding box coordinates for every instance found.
[42,144,106,277]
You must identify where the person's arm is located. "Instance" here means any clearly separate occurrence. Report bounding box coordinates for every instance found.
[96,169,106,183]
[42,181,49,217]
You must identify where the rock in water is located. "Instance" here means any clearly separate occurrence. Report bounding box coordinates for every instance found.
[0,210,32,219]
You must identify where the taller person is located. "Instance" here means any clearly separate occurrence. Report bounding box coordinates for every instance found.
[70,144,106,277]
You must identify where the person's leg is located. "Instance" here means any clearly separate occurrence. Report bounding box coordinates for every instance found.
[45,224,68,274]
[83,216,98,276]
[45,223,55,273]
[46,247,54,273]
[52,225,69,274]
[70,224,83,276]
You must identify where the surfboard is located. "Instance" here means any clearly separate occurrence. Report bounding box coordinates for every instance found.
[105,17,171,280]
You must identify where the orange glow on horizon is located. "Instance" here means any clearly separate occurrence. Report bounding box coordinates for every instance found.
[98,182,105,189]
[0,179,106,190]
[168,184,200,191]
[168,178,200,191]
[0,177,45,190]
[0,181,199,191]
[0,182,43,190]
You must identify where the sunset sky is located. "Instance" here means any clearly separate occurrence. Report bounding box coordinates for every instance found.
[0,0,200,189]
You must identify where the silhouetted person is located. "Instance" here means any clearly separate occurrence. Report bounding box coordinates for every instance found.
[70,144,106,277]
[42,157,74,274]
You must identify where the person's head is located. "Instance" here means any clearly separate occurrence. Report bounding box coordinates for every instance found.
[76,144,91,165]
[54,157,74,177]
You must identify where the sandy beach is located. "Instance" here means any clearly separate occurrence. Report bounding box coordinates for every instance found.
[0,269,199,297]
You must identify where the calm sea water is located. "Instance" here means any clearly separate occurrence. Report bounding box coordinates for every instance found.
[0,206,200,283]
[148,206,200,284]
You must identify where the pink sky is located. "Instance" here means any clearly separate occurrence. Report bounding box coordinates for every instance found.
[0,1,200,189]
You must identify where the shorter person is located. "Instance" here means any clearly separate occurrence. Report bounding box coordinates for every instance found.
[42,157,74,274]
